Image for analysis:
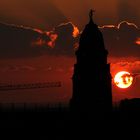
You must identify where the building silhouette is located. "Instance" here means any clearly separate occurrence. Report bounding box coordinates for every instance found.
[70,10,112,114]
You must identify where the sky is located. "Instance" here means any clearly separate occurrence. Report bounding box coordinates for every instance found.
[0,0,139,105]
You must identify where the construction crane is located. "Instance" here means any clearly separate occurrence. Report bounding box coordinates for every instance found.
[0,82,61,91]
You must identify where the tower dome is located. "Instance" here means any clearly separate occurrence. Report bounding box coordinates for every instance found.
[79,10,105,51]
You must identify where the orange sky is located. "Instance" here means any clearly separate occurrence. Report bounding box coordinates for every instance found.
[0,55,140,105]
[0,0,139,29]
[0,0,139,105]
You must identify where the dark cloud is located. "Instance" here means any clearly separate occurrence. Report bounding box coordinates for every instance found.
[50,21,140,58]
[0,22,78,58]
[0,22,51,58]
[51,21,140,58]
[31,22,79,56]
[0,21,139,59]
[101,21,140,58]
[51,22,79,56]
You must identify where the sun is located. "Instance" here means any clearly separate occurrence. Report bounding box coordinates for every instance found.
[114,71,133,89]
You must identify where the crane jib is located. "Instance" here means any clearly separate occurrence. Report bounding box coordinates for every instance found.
[0,82,61,91]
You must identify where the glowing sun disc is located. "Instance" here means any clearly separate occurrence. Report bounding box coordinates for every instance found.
[114,71,133,89]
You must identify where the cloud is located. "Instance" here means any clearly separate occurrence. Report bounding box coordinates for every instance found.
[0,20,139,59]
[53,22,79,56]
[46,32,58,48]
[101,21,140,58]
[100,21,139,29]
[31,38,47,47]
[0,21,80,58]
[31,32,58,48]
[57,22,80,38]
[48,20,140,57]
[0,22,50,58]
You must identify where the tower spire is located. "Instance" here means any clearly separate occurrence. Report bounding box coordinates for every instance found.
[89,9,95,22]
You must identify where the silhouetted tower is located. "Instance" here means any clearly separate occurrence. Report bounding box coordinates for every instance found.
[70,10,112,113]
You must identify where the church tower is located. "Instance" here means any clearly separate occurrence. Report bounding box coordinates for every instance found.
[70,10,112,113]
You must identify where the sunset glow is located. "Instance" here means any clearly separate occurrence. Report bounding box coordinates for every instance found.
[114,71,133,89]
[73,26,80,38]
[136,38,140,45]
